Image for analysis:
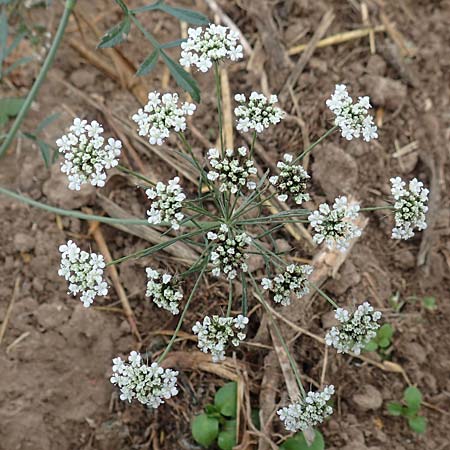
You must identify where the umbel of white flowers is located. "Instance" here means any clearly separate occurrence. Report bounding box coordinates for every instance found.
[269,153,311,204]
[145,268,183,315]
[390,177,429,240]
[132,92,196,145]
[262,264,313,306]
[146,177,186,230]
[326,84,378,142]
[192,314,249,362]
[277,385,335,432]
[309,196,361,251]
[179,24,243,72]
[58,240,108,307]
[325,302,382,355]
[56,118,122,190]
[110,351,179,408]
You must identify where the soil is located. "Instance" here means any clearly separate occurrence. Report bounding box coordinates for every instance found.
[1,1,449,449]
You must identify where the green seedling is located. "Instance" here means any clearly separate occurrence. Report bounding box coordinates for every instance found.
[364,323,394,356]
[387,386,427,434]
[421,296,437,311]
[280,430,325,450]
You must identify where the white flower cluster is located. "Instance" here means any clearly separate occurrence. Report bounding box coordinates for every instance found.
[309,196,361,250]
[261,264,313,306]
[179,24,243,72]
[326,84,378,142]
[58,240,108,307]
[269,154,310,204]
[390,177,429,240]
[234,92,284,133]
[325,302,382,355]
[132,92,196,145]
[192,315,249,362]
[207,147,257,193]
[110,351,178,408]
[277,385,335,432]
[56,118,121,190]
[208,225,251,279]
[146,177,186,230]
[145,268,183,315]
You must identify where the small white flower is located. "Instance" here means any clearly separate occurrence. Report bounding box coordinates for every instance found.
[207,228,250,280]
[207,146,257,194]
[308,196,361,250]
[58,240,108,307]
[56,118,121,190]
[132,92,196,146]
[390,177,429,240]
[270,154,310,204]
[146,177,186,230]
[234,92,284,133]
[110,352,179,408]
[145,267,183,315]
[262,264,313,306]
[179,24,243,72]
[326,84,378,142]
[325,302,382,355]
[278,385,335,432]
[192,315,249,362]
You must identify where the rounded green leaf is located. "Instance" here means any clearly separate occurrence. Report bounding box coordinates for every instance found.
[280,430,325,450]
[404,386,422,410]
[422,296,437,310]
[364,341,378,352]
[387,402,403,416]
[378,323,394,340]
[378,337,390,349]
[218,423,237,450]
[408,416,427,434]
[191,413,219,447]
[214,382,237,418]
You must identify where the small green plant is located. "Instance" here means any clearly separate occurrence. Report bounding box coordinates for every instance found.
[280,430,325,450]
[421,296,437,311]
[387,386,427,434]
[191,382,238,450]
[364,323,394,356]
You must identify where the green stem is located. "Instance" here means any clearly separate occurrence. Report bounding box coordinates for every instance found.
[249,130,257,158]
[213,62,224,155]
[158,257,209,362]
[117,164,155,186]
[250,274,306,397]
[226,279,233,317]
[310,282,339,309]
[0,0,77,157]
[360,206,395,212]
[292,125,339,165]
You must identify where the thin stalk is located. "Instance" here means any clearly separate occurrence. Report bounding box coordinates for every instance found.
[241,273,248,316]
[360,206,394,212]
[249,130,257,158]
[0,0,77,157]
[158,257,209,362]
[213,62,224,155]
[117,164,155,186]
[226,279,233,317]
[233,191,277,221]
[292,125,339,165]
[250,274,306,397]
[310,282,339,309]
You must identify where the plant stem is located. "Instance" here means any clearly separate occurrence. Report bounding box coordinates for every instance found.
[158,257,209,362]
[117,164,155,186]
[250,274,306,397]
[360,206,395,211]
[226,279,233,317]
[0,0,77,158]
[213,61,224,156]
[310,282,339,309]
[292,125,339,165]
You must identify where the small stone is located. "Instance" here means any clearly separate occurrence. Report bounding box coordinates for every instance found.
[366,55,387,76]
[69,68,96,89]
[363,76,407,110]
[13,232,35,252]
[352,385,383,411]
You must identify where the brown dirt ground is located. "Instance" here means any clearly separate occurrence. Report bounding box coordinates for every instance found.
[1,0,449,449]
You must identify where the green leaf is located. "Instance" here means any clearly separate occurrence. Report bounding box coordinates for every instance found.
[132,0,163,13]
[408,416,427,434]
[136,49,159,76]
[378,337,390,349]
[35,112,60,135]
[157,4,209,25]
[160,38,186,49]
[214,382,237,418]
[387,402,404,416]
[160,51,200,102]
[114,0,129,14]
[204,403,218,415]
[36,139,52,168]
[191,413,219,447]
[378,324,394,341]
[251,408,260,430]
[0,11,8,73]
[280,430,325,450]
[364,341,378,352]
[0,97,25,126]
[218,430,237,450]
[422,296,437,310]
[404,387,422,410]
[97,17,131,49]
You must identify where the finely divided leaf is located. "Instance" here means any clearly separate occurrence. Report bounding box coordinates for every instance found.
[98,17,131,49]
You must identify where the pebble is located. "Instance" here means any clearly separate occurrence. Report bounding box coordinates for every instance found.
[352,384,383,411]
